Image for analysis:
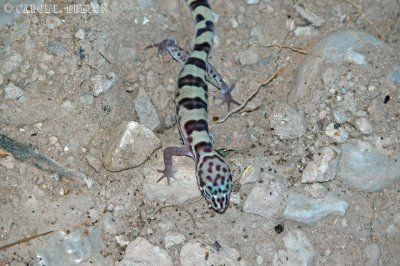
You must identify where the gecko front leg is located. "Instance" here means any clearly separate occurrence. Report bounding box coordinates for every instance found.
[157,146,193,184]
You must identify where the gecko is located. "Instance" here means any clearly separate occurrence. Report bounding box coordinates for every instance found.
[155,0,234,213]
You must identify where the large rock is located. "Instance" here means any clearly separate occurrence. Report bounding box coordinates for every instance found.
[103,121,161,171]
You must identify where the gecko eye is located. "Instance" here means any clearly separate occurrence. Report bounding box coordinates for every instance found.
[203,188,212,198]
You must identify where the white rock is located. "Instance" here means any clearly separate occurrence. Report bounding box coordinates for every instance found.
[243,177,286,218]
[325,123,349,143]
[301,146,339,183]
[245,0,259,4]
[164,231,185,249]
[118,237,173,266]
[337,140,400,192]
[284,192,349,224]
[49,136,58,145]
[4,83,24,100]
[240,165,260,184]
[142,157,200,205]
[180,241,243,266]
[355,117,373,135]
[103,121,161,171]
[364,243,380,266]
[45,16,63,29]
[273,230,315,266]
[134,87,160,130]
[269,103,307,140]
[75,29,85,40]
[1,52,23,75]
[91,72,118,97]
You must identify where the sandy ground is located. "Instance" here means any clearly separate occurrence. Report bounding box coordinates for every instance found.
[0,0,399,265]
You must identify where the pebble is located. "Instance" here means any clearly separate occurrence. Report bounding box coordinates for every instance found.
[337,140,400,192]
[332,109,348,124]
[180,241,243,266]
[0,73,3,85]
[243,178,286,218]
[355,117,373,135]
[283,192,349,224]
[137,0,155,10]
[1,52,23,75]
[47,41,69,55]
[388,64,400,85]
[75,29,86,40]
[3,83,24,100]
[134,87,160,130]
[103,121,161,171]
[245,0,259,4]
[344,50,367,65]
[268,103,307,140]
[45,16,63,29]
[86,148,103,172]
[49,136,58,145]
[325,123,349,143]
[364,243,380,266]
[301,146,339,183]
[240,165,260,184]
[80,94,94,105]
[164,231,185,249]
[367,99,386,121]
[1,155,15,170]
[118,237,173,266]
[273,230,315,266]
[90,72,118,97]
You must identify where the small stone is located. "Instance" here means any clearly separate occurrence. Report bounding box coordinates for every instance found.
[134,87,160,130]
[80,94,94,105]
[103,121,161,171]
[91,72,118,97]
[3,83,24,100]
[337,140,400,192]
[118,237,173,266]
[284,192,349,224]
[45,16,63,29]
[344,50,367,65]
[49,136,58,145]
[269,103,307,140]
[115,235,130,247]
[75,29,85,40]
[164,231,185,249]
[243,178,286,218]
[355,117,373,135]
[86,148,103,172]
[364,243,380,266]
[47,41,68,55]
[240,165,260,184]
[245,0,259,4]
[301,146,339,183]
[273,230,316,266]
[1,155,15,169]
[0,74,3,85]
[325,123,349,143]
[332,109,347,124]
[1,52,23,75]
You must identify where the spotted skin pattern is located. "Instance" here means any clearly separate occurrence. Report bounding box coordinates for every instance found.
[157,0,233,213]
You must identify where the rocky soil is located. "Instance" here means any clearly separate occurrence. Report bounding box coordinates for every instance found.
[0,0,400,265]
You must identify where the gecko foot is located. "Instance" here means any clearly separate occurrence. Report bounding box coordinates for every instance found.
[145,38,177,55]
[156,168,176,185]
[218,84,240,111]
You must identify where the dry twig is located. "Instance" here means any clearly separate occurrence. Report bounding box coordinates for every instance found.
[255,43,309,54]
[0,231,53,251]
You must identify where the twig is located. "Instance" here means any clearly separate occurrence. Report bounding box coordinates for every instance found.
[0,131,92,188]
[215,69,281,124]
[0,231,53,251]
[255,43,309,54]
[341,0,385,39]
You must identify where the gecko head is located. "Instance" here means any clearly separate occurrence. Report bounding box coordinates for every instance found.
[196,154,233,213]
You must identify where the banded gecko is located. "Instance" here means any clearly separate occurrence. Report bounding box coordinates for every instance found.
[156,0,234,213]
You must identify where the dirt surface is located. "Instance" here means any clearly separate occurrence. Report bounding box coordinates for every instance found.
[0,0,400,265]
